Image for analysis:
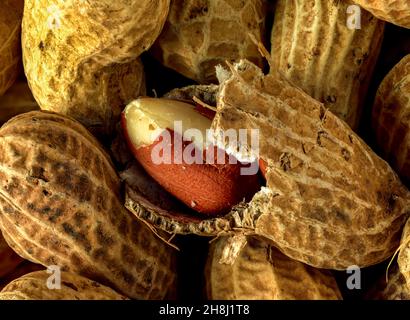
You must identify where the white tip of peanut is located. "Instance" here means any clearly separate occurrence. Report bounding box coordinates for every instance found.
[123,98,212,150]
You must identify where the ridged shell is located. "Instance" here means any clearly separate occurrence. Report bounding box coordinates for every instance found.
[270,0,384,129]
[0,232,23,278]
[398,219,410,292]
[206,236,342,300]
[0,271,127,300]
[0,111,177,299]
[366,265,410,300]
[22,0,167,136]
[372,55,410,184]
[0,0,24,96]
[352,0,410,28]
[211,60,410,270]
[152,0,268,83]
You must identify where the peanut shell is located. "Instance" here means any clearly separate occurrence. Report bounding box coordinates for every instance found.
[270,0,384,129]
[0,271,127,300]
[211,59,410,270]
[22,0,167,136]
[165,84,219,107]
[126,61,410,270]
[152,0,268,83]
[352,0,410,28]
[206,236,342,300]
[0,0,24,96]
[398,219,410,292]
[0,111,177,299]
[372,54,410,184]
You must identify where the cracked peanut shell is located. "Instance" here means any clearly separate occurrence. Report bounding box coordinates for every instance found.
[125,60,410,270]
[0,0,24,96]
[22,0,167,136]
[372,54,410,185]
[211,59,410,270]
[0,271,128,300]
[0,111,177,299]
[152,0,268,83]
[206,236,342,300]
[270,0,384,129]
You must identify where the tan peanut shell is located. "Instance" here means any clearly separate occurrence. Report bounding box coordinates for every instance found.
[0,81,39,125]
[352,0,410,28]
[165,84,219,107]
[152,0,268,83]
[22,1,168,136]
[0,232,23,278]
[372,55,410,184]
[206,236,342,300]
[211,60,410,270]
[0,111,177,299]
[125,60,410,270]
[366,265,410,300]
[398,219,410,292]
[270,0,384,129]
[0,0,24,96]
[0,271,128,300]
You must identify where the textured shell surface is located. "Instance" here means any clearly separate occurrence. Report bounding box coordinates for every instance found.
[398,219,410,292]
[372,55,410,185]
[211,60,410,270]
[206,236,342,300]
[0,271,128,300]
[0,0,24,96]
[22,0,168,135]
[0,111,177,299]
[352,0,410,28]
[152,0,268,83]
[270,0,384,129]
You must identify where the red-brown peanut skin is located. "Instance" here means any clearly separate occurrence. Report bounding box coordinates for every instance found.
[121,112,261,216]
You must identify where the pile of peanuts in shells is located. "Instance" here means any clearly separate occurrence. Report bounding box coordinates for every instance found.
[0,0,410,301]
